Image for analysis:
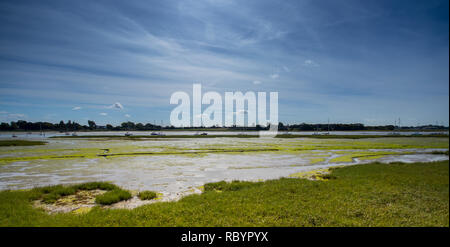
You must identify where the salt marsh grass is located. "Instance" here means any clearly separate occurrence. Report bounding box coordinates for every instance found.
[0,161,447,226]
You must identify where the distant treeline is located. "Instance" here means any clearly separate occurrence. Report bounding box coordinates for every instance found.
[0,120,161,131]
[0,120,447,132]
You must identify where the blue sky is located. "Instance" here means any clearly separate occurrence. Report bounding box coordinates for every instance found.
[0,0,448,126]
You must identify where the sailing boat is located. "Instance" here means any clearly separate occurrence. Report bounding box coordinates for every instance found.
[124,124,133,136]
[194,131,207,136]
[323,119,330,135]
[124,125,132,136]
[412,122,422,136]
[159,120,165,136]
[26,127,31,135]
[312,125,320,135]
[150,120,158,135]
[389,118,401,136]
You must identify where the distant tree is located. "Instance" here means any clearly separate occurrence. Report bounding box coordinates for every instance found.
[121,121,135,130]
[59,120,66,131]
[10,122,18,130]
[88,120,96,130]
[136,123,144,130]
[16,120,27,130]
[144,123,154,130]
[278,122,287,130]
[72,122,81,131]
[0,122,10,131]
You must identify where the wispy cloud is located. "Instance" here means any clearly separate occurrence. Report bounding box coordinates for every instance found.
[9,113,25,118]
[0,0,447,125]
[100,112,108,116]
[303,59,319,67]
[107,102,124,110]
[72,106,82,110]
[0,113,26,121]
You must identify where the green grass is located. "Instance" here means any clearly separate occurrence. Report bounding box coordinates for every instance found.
[31,182,124,204]
[0,140,46,146]
[74,182,120,191]
[204,180,256,192]
[137,191,157,200]
[0,161,448,226]
[95,189,132,205]
[41,186,77,203]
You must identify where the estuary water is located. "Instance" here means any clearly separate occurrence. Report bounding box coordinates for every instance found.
[0,130,448,139]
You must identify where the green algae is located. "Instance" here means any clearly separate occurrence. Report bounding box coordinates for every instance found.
[228,165,271,170]
[72,207,93,214]
[358,155,388,161]
[329,151,414,163]
[0,137,447,164]
[0,154,97,163]
[310,157,326,164]
[0,140,47,147]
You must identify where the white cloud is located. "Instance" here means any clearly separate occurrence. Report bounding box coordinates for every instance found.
[253,80,261,85]
[125,114,131,118]
[9,113,25,118]
[72,106,82,110]
[283,66,290,72]
[270,73,279,79]
[100,112,108,116]
[303,59,319,67]
[107,102,124,110]
[0,113,26,121]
